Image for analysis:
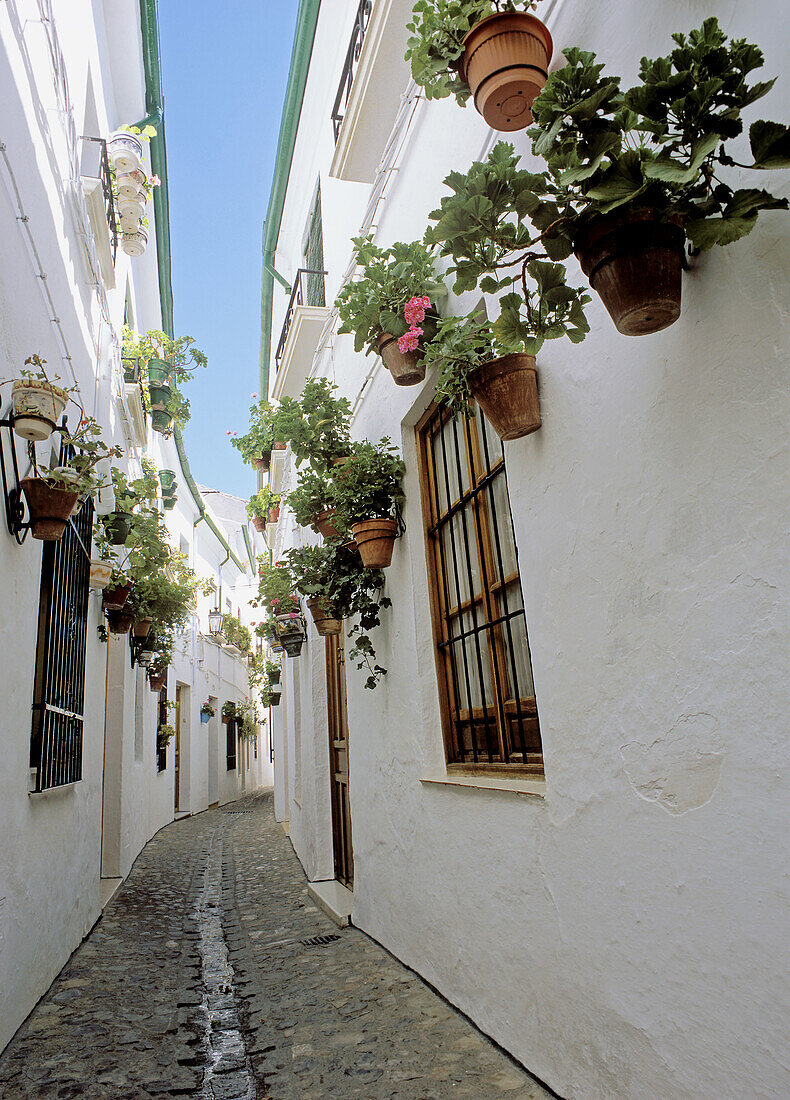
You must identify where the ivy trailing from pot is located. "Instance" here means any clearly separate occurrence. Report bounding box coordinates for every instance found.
[522,20,790,334]
[122,326,206,435]
[335,236,447,386]
[332,439,406,567]
[285,543,392,689]
[270,379,352,470]
[405,0,552,132]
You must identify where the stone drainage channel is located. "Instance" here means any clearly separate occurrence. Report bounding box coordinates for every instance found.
[195,823,256,1100]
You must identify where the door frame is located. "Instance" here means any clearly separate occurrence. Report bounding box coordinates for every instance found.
[326,631,353,888]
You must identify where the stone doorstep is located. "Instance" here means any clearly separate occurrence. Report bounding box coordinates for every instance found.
[306,879,353,928]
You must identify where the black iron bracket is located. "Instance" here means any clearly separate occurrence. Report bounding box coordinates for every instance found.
[129,630,151,669]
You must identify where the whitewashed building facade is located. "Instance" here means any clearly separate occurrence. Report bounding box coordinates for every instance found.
[262,2,790,1097]
[0,0,271,1053]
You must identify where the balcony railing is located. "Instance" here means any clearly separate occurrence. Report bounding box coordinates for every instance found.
[275,268,328,369]
[331,0,373,142]
[80,136,118,264]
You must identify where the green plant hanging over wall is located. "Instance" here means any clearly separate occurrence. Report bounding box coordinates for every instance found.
[122,326,206,434]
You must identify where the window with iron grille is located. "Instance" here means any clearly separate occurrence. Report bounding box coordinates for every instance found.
[226,719,237,771]
[417,405,542,773]
[156,687,168,772]
[30,495,93,792]
[303,186,325,308]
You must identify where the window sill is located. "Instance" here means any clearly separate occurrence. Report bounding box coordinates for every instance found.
[420,773,546,799]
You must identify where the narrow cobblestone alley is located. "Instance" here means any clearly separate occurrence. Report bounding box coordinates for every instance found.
[0,793,552,1099]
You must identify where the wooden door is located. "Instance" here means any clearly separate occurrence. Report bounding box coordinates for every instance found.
[174,689,181,812]
[326,632,353,888]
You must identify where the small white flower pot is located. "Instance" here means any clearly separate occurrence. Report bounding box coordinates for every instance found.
[108,131,143,174]
[118,194,145,224]
[89,560,113,590]
[122,225,148,257]
[116,169,146,201]
[12,379,69,441]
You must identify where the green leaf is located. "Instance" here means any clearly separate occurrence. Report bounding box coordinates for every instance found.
[585,153,647,212]
[750,120,790,168]
[644,132,719,184]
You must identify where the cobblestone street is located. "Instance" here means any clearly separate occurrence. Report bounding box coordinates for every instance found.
[0,792,552,1099]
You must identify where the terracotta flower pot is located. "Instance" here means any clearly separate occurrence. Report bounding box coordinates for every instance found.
[306,598,342,637]
[574,210,685,336]
[268,504,281,523]
[469,354,541,441]
[149,673,166,693]
[20,478,78,541]
[460,12,553,132]
[376,332,426,387]
[251,455,268,471]
[352,517,398,568]
[103,582,132,610]
[251,516,266,532]
[133,617,153,638]
[313,509,341,540]
[107,608,134,634]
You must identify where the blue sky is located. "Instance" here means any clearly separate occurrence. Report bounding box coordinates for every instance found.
[158,0,299,498]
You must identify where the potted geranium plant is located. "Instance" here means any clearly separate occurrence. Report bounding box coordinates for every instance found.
[335,237,446,386]
[270,379,352,470]
[221,700,237,723]
[3,355,75,442]
[122,326,206,435]
[200,701,215,724]
[287,467,343,540]
[246,486,281,532]
[285,543,392,688]
[107,123,156,174]
[405,0,552,132]
[332,440,406,567]
[230,397,282,471]
[523,21,790,334]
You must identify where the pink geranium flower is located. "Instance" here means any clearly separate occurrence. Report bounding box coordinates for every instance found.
[404,295,430,326]
[149,174,160,187]
[398,326,422,353]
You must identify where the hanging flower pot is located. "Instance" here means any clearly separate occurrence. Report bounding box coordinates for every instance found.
[352,517,398,568]
[162,494,177,511]
[148,382,171,412]
[251,516,266,533]
[12,379,69,441]
[281,636,304,657]
[106,607,134,634]
[270,689,281,706]
[118,194,145,225]
[133,617,153,638]
[200,711,210,724]
[121,225,148,258]
[469,354,541,441]
[313,509,341,540]
[147,358,171,387]
[306,598,342,637]
[574,211,685,336]
[151,409,173,435]
[158,468,176,492]
[376,331,426,387]
[270,665,281,685]
[148,672,166,693]
[115,168,146,200]
[460,12,553,132]
[268,504,281,524]
[108,131,143,173]
[102,581,132,610]
[105,511,132,545]
[20,478,78,541]
[89,560,113,591]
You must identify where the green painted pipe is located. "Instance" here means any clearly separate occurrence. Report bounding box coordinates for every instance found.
[259,0,321,399]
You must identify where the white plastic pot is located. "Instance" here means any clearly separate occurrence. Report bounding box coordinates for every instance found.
[89,560,113,591]
[115,168,146,200]
[12,379,69,441]
[118,195,145,224]
[108,131,143,174]
[122,225,148,258]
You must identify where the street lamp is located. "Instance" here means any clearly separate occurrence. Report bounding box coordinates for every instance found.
[208,608,225,636]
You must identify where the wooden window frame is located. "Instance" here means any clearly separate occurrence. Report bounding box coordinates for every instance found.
[417,403,543,776]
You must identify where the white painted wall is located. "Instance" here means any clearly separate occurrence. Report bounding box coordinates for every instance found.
[0,0,271,1052]
[269,2,790,1097]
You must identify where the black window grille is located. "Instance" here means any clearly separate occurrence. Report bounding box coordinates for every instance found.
[418,405,542,773]
[226,718,237,771]
[30,494,93,792]
[331,0,373,141]
[156,687,168,772]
